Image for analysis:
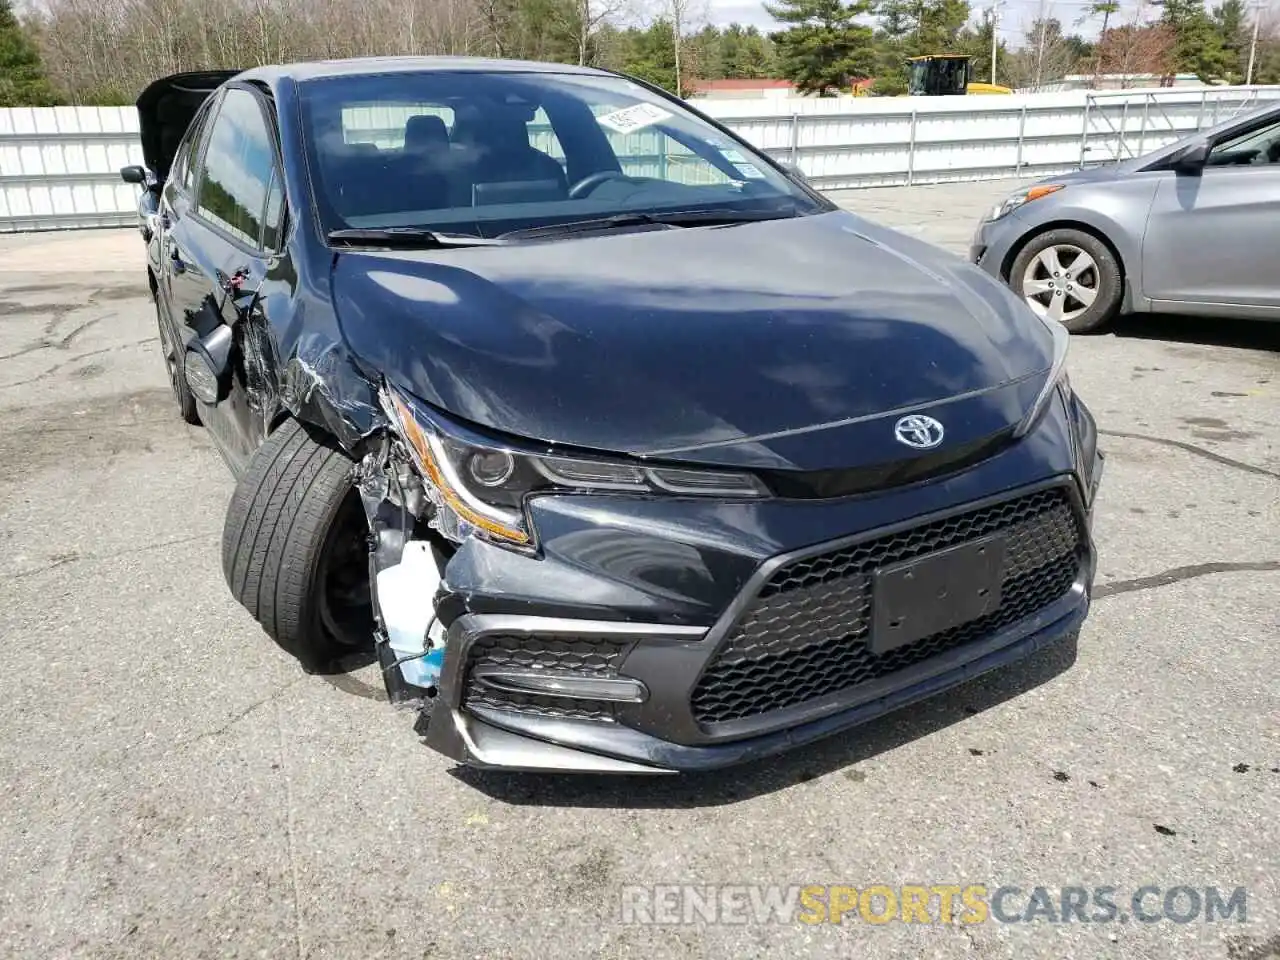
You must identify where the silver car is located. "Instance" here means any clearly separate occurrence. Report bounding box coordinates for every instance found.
[970,102,1280,333]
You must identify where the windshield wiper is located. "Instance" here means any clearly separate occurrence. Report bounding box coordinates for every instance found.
[326,227,505,249]
[499,208,793,241]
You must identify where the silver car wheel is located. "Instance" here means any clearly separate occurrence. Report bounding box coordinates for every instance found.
[1021,244,1099,324]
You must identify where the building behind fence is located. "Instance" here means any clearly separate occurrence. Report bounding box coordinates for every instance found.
[1,85,1277,232]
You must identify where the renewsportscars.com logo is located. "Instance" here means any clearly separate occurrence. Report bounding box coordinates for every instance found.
[619,885,1249,926]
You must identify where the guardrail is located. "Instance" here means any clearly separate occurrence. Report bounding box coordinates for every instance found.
[1,85,1277,232]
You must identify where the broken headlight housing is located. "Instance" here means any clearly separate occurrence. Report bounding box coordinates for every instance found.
[382,386,770,549]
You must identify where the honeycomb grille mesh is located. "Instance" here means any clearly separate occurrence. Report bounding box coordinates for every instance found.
[462,634,631,722]
[691,487,1083,725]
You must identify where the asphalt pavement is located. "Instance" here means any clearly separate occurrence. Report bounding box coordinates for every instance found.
[0,180,1276,960]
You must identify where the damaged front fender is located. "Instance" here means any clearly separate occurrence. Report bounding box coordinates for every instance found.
[277,329,387,453]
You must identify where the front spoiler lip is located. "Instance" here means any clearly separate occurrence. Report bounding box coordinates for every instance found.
[423,582,1091,773]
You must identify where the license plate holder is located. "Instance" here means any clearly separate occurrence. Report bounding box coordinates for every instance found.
[870,535,1007,655]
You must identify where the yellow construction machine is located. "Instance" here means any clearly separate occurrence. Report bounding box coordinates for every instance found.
[906,55,1012,95]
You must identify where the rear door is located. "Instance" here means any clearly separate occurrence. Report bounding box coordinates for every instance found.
[1141,114,1280,312]
[163,85,285,472]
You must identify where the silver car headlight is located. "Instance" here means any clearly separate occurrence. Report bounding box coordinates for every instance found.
[1013,318,1070,439]
[382,386,769,548]
[988,183,1065,222]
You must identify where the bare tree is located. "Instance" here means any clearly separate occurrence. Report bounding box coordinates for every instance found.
[667,0,705,97]
[566,0,628,65]
[1095,7,1174,84]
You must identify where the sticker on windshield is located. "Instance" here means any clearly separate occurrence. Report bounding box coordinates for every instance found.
[719,148,766,179]
[597,103,671,134]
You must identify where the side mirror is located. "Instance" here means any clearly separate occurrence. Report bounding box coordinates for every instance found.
[120,165,147,185]
[1170,140,1210,173]
[183,325,234,404]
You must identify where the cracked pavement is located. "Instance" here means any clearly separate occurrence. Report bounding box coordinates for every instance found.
[0,185,1276,960]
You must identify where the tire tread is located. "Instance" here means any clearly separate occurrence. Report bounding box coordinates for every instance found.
[220,419,360,662]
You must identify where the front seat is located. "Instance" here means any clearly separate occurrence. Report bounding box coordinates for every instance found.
[401,115,458,208]
[450,105,567,200]
[401,115,457,206]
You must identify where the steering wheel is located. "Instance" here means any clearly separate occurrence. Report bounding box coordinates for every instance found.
[568,171,633,199]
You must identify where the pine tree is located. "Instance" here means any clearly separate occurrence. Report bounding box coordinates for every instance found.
[619,19,680,93]
[720,24,778,79]
[1212,0,1248,82]
[766,0,876,95]
[0,0,58,107]
[1160,0,1229,82]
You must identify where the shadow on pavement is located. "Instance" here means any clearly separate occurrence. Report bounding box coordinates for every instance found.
[1111,313,1280,353]
[452,632,1078,808]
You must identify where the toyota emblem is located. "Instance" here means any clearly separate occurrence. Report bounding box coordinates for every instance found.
[894,414,945,450]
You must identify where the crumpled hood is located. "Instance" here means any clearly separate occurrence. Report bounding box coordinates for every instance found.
[333,209,1053,469]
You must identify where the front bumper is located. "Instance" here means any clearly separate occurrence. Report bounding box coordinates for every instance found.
[424,481,1095,773]
[969,212,1029,279]
[419,395,1103,773]
[427,590,1089,773]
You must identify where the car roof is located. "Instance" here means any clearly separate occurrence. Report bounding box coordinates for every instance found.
[238,55,611,85]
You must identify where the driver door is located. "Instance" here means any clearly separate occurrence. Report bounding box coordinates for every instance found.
[1141,115,1280,313]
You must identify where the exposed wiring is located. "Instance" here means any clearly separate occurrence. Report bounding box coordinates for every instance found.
[380,613,440,673]
[392,462,409,542]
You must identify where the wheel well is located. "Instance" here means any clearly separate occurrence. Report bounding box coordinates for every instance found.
[146,268,158,297]
[1001,221,1128,288]
[267,408,293,435]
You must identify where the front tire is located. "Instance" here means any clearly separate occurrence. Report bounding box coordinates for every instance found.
[221,419,374,670]
[1010,228,1122,334]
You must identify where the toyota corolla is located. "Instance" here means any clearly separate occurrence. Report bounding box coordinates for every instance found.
[120,57,1103,773]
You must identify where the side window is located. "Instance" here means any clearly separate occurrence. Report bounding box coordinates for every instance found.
[1208,119,1280,167]
[261,169,285,252]
[170,100,213,193]
[197,89,276,246]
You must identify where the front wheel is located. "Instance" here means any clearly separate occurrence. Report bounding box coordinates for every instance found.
[221,419,374,670]
[1010,228,1122,334]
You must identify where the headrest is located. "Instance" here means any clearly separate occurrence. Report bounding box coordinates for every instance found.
[405,114,449,154]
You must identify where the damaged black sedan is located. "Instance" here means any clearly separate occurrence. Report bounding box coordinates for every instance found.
[121,58,1103,773]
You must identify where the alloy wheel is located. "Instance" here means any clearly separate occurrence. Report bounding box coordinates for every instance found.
[1021,244,1099,325]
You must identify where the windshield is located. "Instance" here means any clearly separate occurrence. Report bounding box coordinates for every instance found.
[299,70,824,239]
[908,58,968,96]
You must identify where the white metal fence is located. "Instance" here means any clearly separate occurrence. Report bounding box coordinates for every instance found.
[1,85,1278,232]
[698,85,1280,190]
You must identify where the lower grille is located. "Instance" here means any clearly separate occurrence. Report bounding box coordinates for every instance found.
[462,634,632,722]
[691,486,1083,725]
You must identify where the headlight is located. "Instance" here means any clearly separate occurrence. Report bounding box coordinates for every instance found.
[1012,318,1070,439]
[988,183,1065,221]
[382,386,769,548]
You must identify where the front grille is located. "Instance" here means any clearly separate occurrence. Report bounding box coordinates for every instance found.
[462,634,632,722]
[691,486,1083,725]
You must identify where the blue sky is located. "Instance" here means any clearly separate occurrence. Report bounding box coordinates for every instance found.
[702,0,1175,44]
